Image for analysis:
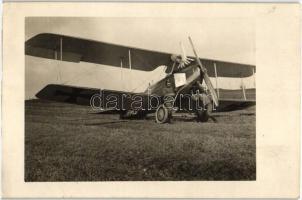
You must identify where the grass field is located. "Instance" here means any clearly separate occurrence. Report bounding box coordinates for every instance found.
[25,100,256,181]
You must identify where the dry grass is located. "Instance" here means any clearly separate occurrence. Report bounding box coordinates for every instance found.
[25,100,256,181]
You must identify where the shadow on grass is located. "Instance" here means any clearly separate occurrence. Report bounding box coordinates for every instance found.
[84,120,129,126]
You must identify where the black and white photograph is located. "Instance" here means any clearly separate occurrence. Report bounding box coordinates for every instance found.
[24,17,256,181]
[2,2,301,198]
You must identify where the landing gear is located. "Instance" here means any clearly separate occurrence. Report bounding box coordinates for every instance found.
[196,102,213,122]
[155,104,172,124]
[119,110,147,120]
[119,110,127,119]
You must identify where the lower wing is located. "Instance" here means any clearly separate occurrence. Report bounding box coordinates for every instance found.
[35,84,151,112]
[217,88,255,111]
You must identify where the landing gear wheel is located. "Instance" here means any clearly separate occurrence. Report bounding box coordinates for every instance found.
[155,104,172,124]
[136,110,148,119]
[120,110,148,120]
[197,102,213,122]
[119,110,128,119]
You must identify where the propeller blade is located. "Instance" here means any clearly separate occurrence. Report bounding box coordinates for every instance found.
[188,36,219,107]
[180,42,187,62]
[203,73,219,106]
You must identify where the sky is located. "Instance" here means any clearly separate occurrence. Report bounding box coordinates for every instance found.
[25,17,255,99]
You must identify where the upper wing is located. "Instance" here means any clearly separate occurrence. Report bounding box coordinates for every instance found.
[26,33,255,77]
[195,59,255,78]
[25,33,173,71]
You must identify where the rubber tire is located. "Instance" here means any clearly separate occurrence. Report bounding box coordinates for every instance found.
[136,110,148,119]
[197,102,213,122]
[120,110,147,120]
[155,105,171,124]
[119,110,128,119]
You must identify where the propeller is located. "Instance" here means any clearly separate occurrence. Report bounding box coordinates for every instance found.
[179,42,194,68]
[188,36,219,107]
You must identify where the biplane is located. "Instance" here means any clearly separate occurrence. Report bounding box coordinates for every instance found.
[25,33,256,123]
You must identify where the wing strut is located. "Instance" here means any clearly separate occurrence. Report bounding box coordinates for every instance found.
[128,49,132,90]
[128,50,132,70]
[120,58,124,90]
[213,62,219,98]
[60,37,63,60]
